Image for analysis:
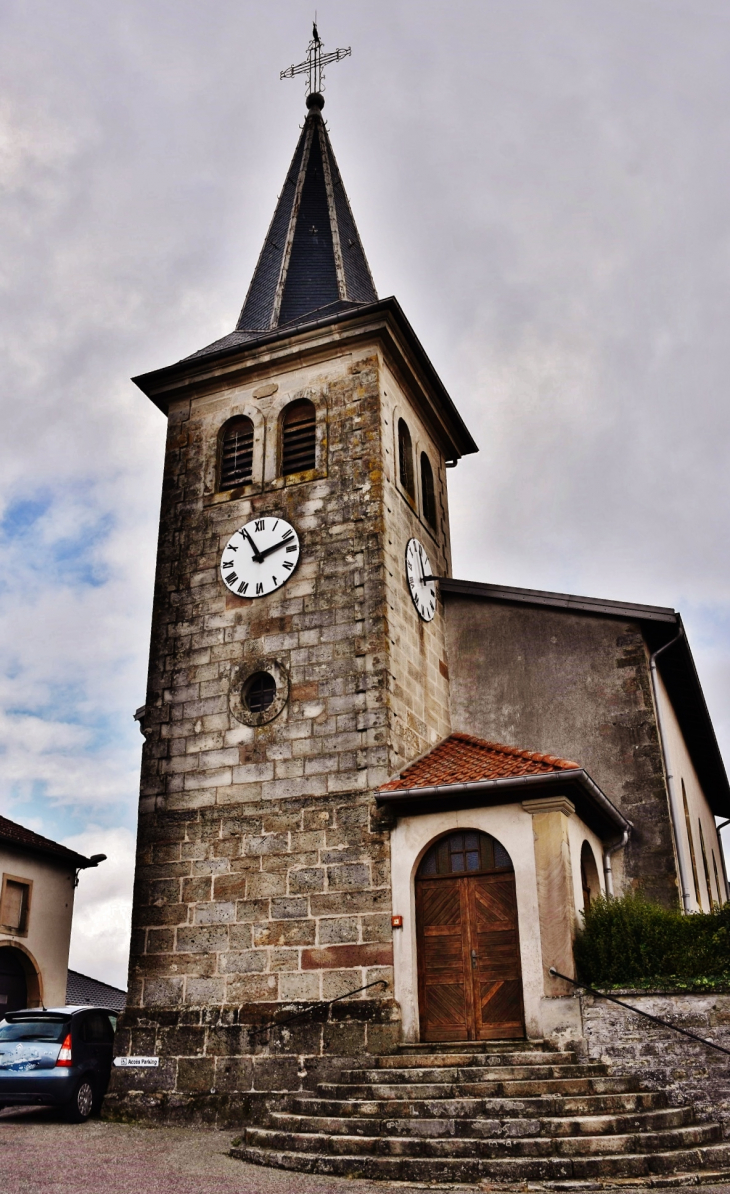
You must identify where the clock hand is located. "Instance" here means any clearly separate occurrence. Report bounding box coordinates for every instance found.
[257,534,296,561]
[242,528,264,563]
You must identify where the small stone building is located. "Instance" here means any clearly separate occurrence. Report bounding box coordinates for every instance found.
[112,86,730,1121]
[0,815,105,1011]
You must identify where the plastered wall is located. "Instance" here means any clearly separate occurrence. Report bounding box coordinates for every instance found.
[0,847,76,1007]
[654,671,727,911]
[443,598,678,906]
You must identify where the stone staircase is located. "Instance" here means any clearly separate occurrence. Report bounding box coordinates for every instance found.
[230,1039,730,1187]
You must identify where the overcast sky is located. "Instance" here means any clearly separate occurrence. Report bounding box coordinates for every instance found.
[1,0,729,988]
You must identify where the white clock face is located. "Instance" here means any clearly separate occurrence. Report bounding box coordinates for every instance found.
[221,516,300,598]
[405,538,437,622]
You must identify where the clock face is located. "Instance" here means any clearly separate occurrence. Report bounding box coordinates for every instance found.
[220,516,300,598]
[405,538,437,622]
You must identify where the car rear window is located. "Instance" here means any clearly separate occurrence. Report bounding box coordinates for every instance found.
[0,1017,70,1043]
[81,1013,115,1043]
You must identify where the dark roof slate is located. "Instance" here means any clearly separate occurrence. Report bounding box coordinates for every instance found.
[65,969,126,1013]
[236,102,376,337]
[0,815,93,868]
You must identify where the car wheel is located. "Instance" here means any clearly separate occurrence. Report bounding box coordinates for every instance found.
[63,1079,95,1123]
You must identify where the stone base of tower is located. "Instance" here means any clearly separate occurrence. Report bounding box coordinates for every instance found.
[104,997,402,1126]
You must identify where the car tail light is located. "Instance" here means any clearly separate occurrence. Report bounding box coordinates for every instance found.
[55,1033,73,1067]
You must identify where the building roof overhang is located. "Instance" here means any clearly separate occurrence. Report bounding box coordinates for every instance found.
[132,296,478,461]
[376,767,630,840]
[0,815,103,870]
[440,577,730,818]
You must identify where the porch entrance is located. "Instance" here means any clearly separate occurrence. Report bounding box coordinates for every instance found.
[415,831,525,1041]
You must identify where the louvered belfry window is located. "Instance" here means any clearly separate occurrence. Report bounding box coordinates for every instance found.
[398,418,415,499]
[282,399,316,476]
[421,452,437,528]
[220,416,254,490]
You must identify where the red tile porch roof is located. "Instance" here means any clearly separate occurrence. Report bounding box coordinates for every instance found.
[378,732,580,793]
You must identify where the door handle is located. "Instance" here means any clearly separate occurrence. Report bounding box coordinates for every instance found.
[470,949,477,969]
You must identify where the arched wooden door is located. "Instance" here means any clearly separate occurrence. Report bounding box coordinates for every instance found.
[416,830,525,1041]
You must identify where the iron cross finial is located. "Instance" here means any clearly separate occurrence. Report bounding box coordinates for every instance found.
[280,22,351,103]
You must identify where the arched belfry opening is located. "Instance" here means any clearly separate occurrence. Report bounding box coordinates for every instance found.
[415,830,525,1042]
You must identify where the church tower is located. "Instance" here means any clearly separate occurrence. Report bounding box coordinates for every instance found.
[117,76,476,1112]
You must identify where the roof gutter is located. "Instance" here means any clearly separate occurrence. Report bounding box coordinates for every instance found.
[376,768,630,836]
[649,625,692,913]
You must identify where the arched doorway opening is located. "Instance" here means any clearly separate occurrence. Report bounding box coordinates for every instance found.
[416,830,525,1042]
[580,841,602,909]
[0,946,28,1014]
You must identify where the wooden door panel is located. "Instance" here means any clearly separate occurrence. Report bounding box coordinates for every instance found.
[468,875,524,1040]
[417,867,525,1043]
[424,983,468,1033]
[416,878,471,1041]
[421,882,462,925]
[477,979,524,1039]
[476,931,521,979]
[472,874,517,927]
[423,931,464,973]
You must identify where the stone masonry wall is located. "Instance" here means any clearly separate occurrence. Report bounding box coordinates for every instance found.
[380,357,452,775]
[112,333,456,1117]
[579,992,730,1136]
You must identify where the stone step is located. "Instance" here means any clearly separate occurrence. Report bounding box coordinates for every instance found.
[315,1075,638,1099]
[569,1142,730,1180]
[340,1062,608,1083]
[289,1090,668,1119]
[268,1104,694,1141]
[232,1136,730,1184]
[246,1122,720,1161]
[375,1049,577,1069]
[397,1038,553,1053]
[231,1141,730,1184]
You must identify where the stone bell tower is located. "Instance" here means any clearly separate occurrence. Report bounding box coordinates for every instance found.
[113,83,476,1119]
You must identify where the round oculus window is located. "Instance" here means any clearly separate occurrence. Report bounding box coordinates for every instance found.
[243,671,277,714]
[229,659,289,727]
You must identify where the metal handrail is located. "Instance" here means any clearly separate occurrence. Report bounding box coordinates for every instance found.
[549,967,730,1058]
[249,979,388,1040]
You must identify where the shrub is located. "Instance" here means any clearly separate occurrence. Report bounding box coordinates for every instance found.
[574,892,730,987]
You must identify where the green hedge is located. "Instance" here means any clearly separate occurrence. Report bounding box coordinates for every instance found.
[574,892,730,988]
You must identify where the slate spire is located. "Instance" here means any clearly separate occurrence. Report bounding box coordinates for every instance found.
[237,93,377,334]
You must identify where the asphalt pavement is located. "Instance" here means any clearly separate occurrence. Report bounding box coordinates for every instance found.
[2,1105,730,1194]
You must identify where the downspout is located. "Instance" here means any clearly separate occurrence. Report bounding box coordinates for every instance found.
[603,829,629,898]
[649,626,692,912]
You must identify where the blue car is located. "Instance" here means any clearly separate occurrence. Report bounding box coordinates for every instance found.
[0,1006,117,1121]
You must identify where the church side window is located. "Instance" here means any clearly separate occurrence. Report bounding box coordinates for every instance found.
[219,416,254,490]
[420,452,437,529]
[698,820,715,910]
[281,399,316,475]
[398,418,415,499]
[681,779,702,909]
[712,849,724,905]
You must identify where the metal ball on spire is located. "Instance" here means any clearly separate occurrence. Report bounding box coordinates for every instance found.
[280,22,351,106]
